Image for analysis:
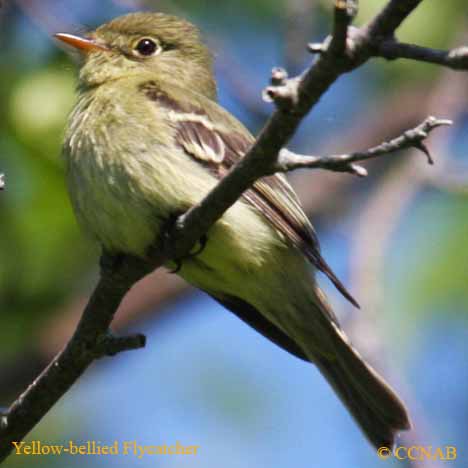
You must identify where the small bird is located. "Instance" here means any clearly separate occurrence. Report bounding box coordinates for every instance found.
[55,12,410,449]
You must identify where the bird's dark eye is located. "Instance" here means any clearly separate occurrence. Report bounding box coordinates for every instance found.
[135,38,159,56]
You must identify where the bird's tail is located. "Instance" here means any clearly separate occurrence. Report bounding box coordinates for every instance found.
[298,290,411,450]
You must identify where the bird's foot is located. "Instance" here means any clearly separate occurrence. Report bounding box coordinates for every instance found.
[189,233,208,257]
[167,234,209,274]
[160,212,209,274]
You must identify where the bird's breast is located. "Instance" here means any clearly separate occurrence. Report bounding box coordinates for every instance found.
[63,89,187,255]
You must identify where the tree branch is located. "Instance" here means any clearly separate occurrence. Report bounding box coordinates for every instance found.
[365,0,424,38]
[376,40,468,70]
[329,0,357,56]
[0,0,457,461]
[275,117,451,176]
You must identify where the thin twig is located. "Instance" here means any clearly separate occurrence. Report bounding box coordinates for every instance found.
[276,117,452,176]
[376,40,468,70]
[329,0,355,55]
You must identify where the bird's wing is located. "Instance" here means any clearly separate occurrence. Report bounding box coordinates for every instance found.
[209,292,310,362]
[141,81,358,308]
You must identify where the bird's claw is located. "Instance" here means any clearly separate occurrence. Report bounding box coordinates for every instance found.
[160,212,209,274]
[190,233,208,257]
[168,234,208,274]
[168,259,183,274]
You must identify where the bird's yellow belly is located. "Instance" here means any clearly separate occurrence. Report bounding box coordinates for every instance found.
[173,202,293,303]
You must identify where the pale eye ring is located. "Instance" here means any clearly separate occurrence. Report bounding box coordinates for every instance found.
[134,38,161,57]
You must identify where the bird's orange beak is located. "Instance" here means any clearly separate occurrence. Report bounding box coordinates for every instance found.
[54,33,110,53]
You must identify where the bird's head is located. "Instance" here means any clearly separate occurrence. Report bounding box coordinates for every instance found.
[55,12,217,99]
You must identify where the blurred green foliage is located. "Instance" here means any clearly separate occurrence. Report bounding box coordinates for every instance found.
[398,192,468,314]
[0,57,95,354]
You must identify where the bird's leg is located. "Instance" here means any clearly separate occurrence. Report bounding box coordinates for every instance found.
[158,212,182,273]
[167,234,209,273]
[161,212,209,274]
